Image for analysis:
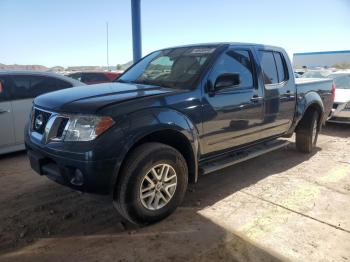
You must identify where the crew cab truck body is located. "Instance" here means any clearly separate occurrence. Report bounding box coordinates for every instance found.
[25,43,334,224]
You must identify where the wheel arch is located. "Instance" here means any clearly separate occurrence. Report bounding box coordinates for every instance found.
[110,108,200,196]
[295,96,324,132]
[289,91,325,134]
[125,128,197,180]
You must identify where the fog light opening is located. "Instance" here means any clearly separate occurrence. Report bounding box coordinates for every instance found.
[70,169,84,186]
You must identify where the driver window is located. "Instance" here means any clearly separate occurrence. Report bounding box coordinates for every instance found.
[209,49,254,89]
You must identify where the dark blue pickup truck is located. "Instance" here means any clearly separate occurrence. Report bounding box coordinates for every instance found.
[25,43,334,224]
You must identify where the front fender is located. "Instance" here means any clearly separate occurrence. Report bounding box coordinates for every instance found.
[109,107,200,193]
[127,107,200,147]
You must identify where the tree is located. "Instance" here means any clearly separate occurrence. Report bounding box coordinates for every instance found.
[332,62,350,69]
[116,64,122,70]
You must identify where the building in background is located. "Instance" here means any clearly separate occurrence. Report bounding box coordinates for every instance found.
[293,50,350,69]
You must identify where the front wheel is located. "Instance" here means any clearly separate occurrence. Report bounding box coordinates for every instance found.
[113,142,188,225]
[295,110,320,153]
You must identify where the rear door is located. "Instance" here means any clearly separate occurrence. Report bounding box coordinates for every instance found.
[10,75,73,144]
[0,76,15,149]
[257,50,296,136]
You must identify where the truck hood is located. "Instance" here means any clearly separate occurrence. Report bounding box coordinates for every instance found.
[334,88,350,103]
[34,82,177,113]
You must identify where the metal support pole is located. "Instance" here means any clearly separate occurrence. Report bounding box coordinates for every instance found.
[106,22,109,70]
[131,0,142,63]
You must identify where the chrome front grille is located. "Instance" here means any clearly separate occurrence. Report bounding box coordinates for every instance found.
[31,107,70,144]
[32,108,52,134]
[56,118,69,138]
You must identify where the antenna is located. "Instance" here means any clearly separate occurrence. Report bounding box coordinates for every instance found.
[106,22,109,71]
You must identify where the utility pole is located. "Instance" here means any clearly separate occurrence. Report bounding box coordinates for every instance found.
[106,22,110,71]
[131,0,142,63]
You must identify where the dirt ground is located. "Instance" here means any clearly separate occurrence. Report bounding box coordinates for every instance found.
[0,123,349,262]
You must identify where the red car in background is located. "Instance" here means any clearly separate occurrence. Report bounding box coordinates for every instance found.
[67,71,122,85]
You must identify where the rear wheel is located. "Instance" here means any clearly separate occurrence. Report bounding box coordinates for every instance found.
[295,110,320,153]
[113,142,188,225]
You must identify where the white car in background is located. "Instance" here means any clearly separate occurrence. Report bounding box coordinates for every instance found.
[0,71,84,155]
[327,72,350,124]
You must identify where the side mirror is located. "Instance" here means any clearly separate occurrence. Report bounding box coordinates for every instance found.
[214,73,240,91]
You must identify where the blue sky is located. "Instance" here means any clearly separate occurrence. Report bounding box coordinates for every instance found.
[0,0,349,67]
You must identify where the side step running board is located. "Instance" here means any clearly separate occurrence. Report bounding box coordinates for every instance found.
[200,140,290,175]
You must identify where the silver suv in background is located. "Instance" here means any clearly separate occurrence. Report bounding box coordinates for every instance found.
[301,70,350,124]
[328,72,350,123]
[0,71,84,155]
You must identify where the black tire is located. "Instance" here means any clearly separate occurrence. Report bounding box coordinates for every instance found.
[295,110,320,153]
[113,142,188,225]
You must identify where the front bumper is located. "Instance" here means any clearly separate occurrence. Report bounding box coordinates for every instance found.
[25,138,117,195]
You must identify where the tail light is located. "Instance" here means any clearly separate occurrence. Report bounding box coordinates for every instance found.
[332,81,336,102]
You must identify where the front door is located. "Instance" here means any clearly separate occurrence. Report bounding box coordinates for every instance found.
[0,76,15,149]
[201,48,264,156]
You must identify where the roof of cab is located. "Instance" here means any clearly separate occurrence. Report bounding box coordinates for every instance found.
[159,42,284,51]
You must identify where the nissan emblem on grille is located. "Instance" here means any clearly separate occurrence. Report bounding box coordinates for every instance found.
[35,114,44,130]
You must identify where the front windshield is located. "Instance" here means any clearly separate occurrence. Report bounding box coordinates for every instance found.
[301,71,329,78]
[117,46,217,88]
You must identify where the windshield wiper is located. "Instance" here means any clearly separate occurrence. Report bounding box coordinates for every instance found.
[115,79,134,83]
[134,79,161,86]
[134,79,178,89]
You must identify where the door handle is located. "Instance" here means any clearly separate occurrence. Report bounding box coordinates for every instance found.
[0,109,10,114]
[250,95,263,102]
[284,90,295,99]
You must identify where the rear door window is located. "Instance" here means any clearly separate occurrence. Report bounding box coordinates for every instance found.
[273,52,288,82]
[11,76,32,99]
[0,76,10,101]
[259,51,278,84]
[54,78,73,89]
[11,75,72,99]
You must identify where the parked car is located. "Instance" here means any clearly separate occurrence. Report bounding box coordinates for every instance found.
[25,43,334,225]
[301,70,332,78]
[327,72,350,123]
[67,71,121,84]
[0,71,84,155]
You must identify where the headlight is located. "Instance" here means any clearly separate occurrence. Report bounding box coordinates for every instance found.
[64,115,114,141]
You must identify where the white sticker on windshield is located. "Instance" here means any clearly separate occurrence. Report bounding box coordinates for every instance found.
[191,48,216,54]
